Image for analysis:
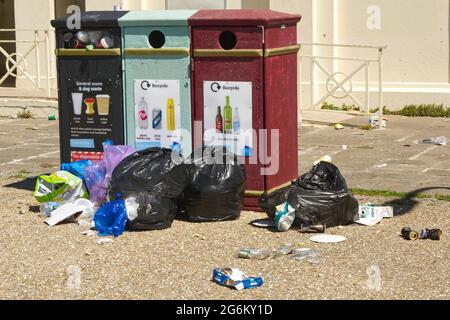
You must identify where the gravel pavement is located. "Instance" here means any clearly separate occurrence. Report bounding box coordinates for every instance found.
[0,182,448,300]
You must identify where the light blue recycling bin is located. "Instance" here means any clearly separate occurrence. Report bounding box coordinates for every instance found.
[119,10,196,155]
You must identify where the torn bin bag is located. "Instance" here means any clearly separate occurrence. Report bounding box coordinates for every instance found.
[184,147,246,222]
[109,148,189,230]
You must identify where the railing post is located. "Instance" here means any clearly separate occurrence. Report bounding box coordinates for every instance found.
[378,48,383,128]
[45,30,51,97]
[34,30,41,89]
[365,60,370,114]
[311,57,316,109]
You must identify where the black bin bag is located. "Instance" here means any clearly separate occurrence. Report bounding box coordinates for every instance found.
[109,148,189,231]
[259,162,359,228]
[184,147,246,222]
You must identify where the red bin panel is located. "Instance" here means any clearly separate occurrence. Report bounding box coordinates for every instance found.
[190,10,301,212]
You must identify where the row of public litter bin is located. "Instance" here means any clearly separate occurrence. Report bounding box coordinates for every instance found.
[51,9,301,211]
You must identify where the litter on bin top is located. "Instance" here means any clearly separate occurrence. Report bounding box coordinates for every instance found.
[51,11,129,28]
[188,9,301,27]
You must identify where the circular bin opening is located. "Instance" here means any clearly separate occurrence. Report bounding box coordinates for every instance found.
[148,30,165,49]
[219,31,237,50]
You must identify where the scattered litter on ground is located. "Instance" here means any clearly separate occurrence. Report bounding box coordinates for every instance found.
[354,217,384,226]
[194,234,206,241]
[275,202,295,232]
[310,234,347,243]
[250,219,276,228]
[18,209,26,215]
[97,238,114,245]
[402,227,442,241]
[212,268,264,291]
[369,116,388,128]
[421,136,447,146]
[45,198,93,227]
[291,248,324,264]
[48,115,57,121]
[342,145,348,150]
[334,123,344,130]
[78,219,91,228]
[81,230,95,237]
[34,170,88,204]
[359,203,394,219]
[313,155,332,165]
[238,248,273,260]
[272,243,295,258]
[419,228,442,240]
[299,224,326,233]
[376,163,388,168]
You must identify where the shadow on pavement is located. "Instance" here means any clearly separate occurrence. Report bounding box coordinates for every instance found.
[3,177,39,192]
[383,187,450,216]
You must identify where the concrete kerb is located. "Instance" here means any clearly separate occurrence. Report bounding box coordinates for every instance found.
[0,98,58,119]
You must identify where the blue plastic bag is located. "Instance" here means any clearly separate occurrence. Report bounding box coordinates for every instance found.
[94,196,128,238]
[60,160,92,186]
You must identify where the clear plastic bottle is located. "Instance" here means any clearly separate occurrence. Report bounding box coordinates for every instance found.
[237,248,273,260]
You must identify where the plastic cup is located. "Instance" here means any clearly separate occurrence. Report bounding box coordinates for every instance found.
[96,94,110,116]
[71,93,83,115]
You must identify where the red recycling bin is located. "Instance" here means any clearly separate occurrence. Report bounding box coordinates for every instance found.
[189,10,301,211]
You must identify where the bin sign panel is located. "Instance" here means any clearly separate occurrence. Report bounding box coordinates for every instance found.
[134,79,183,152]
[68,80,114,151]
[203,81,253,157]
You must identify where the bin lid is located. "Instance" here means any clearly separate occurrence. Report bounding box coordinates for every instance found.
[51,11,129,29]
[189,9,301,27]
[118,10,198,27]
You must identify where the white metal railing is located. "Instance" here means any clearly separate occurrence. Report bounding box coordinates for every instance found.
[0,29,57,98]
[299,43,387,128]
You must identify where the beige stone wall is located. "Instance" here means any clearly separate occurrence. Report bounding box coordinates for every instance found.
[3,0,450,107]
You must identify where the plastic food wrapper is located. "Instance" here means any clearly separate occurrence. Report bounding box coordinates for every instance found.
[259,162,359,228]
[212,268,263,291]
[60,160,92,186]
[184,147,246,222]
[33,171,88,203]
[110,147,189,231]
[94,196,128,238]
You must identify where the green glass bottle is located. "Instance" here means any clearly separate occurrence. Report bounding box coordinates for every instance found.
[224,96,233,134]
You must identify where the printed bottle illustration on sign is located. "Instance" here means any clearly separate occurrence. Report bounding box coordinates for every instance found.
[137,97,149,130]
[152,108,162,130]
[224,96,233,134]
[166,98,175,132]
[216,106,223,133]
[233,107,240,134]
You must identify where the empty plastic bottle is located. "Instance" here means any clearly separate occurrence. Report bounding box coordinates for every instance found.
[238,248,273,260]
[291,248,324,264]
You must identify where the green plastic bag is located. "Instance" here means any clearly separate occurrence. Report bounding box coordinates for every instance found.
[33,171,88,203]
